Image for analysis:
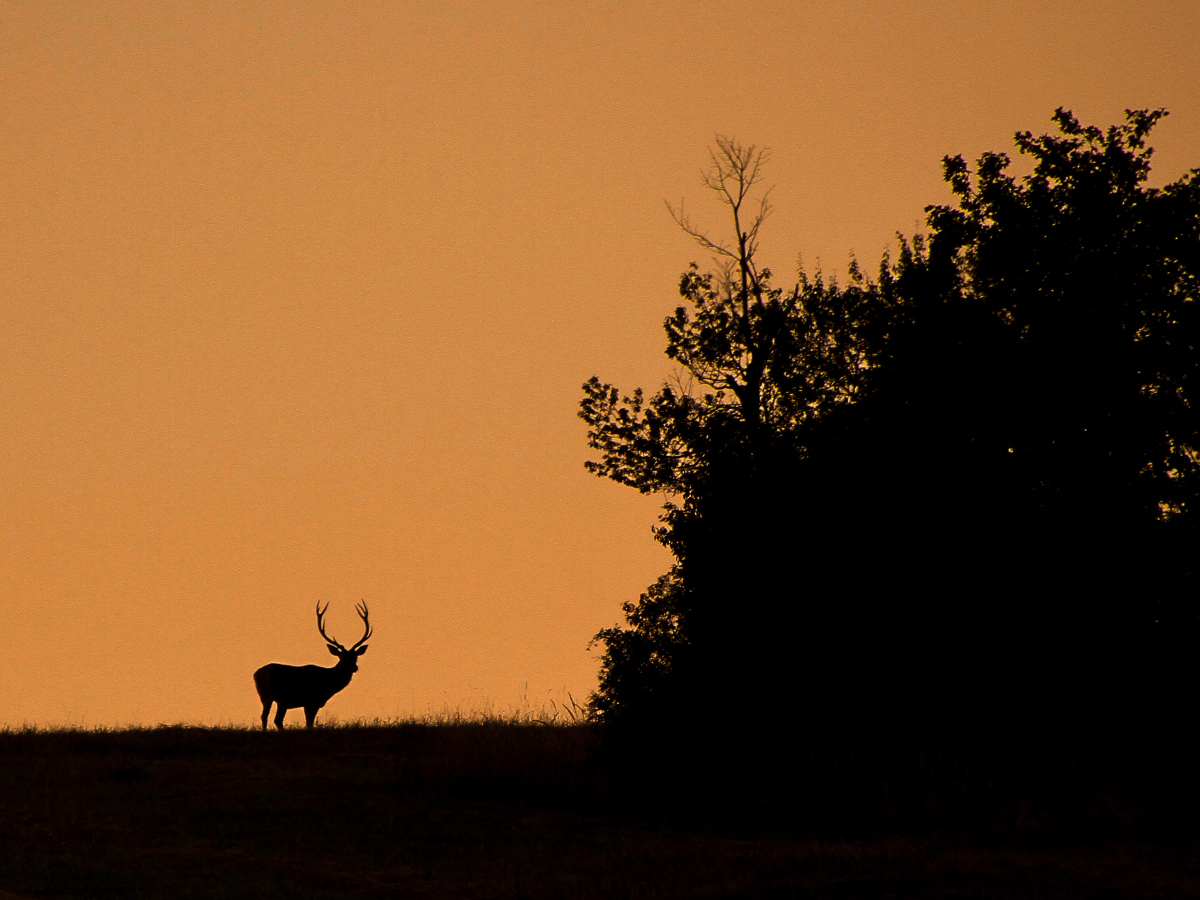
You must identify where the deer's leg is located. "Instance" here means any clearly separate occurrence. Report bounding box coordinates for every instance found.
[273,704,288,730]
[260,699,271,731]
[304,706,319,729]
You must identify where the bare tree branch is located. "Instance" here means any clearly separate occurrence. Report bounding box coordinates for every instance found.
[666,135,774,293]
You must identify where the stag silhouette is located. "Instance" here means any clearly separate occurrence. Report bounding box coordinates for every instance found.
[253,601,372,730]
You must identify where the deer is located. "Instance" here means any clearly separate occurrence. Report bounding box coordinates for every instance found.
[253,601,372,730]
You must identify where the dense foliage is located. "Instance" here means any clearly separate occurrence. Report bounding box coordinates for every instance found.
[582,111,1200,741]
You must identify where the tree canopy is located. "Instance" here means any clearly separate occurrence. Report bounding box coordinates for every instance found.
[582,112,1200,745]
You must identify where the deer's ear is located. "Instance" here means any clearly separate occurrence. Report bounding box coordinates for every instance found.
[327,644,341,657]
[356,645,368,656]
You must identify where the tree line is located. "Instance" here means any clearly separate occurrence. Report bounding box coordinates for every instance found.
[581,109,1200,748]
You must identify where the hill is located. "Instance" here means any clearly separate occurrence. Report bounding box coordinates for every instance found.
[1,721,1198,898]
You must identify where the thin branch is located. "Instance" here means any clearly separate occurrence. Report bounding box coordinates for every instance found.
[666,136,774,275]
[666,198,736,259]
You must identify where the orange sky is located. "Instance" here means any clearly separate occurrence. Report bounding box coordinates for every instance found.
[3,1,1198,727]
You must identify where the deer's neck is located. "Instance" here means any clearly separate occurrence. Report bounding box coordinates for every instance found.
[327,660,355,689]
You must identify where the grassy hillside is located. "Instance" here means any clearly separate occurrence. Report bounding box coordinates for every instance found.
[1,720,1198,899]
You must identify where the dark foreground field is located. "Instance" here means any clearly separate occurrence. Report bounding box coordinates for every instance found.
[1,721,1198,899]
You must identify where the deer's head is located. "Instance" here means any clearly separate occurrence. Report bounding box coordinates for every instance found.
[317,600,372,671]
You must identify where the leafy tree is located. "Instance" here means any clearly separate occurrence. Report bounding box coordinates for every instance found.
[581,138,876,730]
[845,108,1200,623]
[583,113,1200,742]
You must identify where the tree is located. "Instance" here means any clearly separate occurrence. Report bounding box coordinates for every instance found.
[583,113,1200,744]
[581,138,876,731]
[840,108,1200,625]
[849,108,1200,739]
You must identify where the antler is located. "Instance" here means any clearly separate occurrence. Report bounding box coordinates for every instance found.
[350,601,372,651]
[316,601,372,652]
[316,602,347,651]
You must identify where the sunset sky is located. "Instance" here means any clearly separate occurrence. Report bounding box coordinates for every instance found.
[3,1,1198,727]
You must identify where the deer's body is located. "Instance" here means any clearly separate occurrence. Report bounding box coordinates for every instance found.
[255,601,371,730]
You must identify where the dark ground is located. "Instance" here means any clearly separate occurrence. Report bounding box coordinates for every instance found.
[1,721,1197,899]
